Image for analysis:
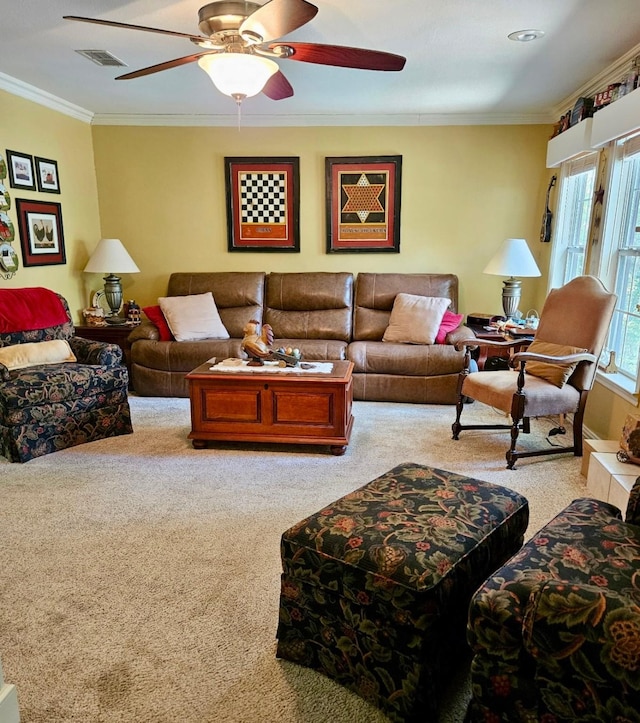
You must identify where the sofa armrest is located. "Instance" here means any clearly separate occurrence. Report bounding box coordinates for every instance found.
[446,324,475,346]
[128,321,160,342]
[523,579,640,713]
[69,336,123,366]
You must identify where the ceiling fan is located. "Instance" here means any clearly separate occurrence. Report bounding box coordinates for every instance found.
[64,0,406,105]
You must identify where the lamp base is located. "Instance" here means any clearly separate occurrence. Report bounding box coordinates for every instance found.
[501,277,522,320]
[105,317,128,326]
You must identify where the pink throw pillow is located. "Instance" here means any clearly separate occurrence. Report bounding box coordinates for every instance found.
[435,310,464,344]
[142,305,173,341]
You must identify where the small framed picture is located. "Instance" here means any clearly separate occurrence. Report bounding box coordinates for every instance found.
[35,157,61,194]
[16,198,66,266]
[6,150,36,191]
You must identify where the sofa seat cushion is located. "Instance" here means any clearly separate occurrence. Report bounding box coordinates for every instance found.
[462,368,582,417]
[347,340,465,376]
[1,364,129,413]
[130,338,244,373]
[271,338,348,361]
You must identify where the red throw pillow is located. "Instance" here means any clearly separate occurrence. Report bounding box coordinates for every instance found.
[142,305,173,341]
[435,310,464,344]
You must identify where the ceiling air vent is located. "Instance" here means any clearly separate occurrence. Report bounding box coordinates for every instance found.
[75,49,127,67]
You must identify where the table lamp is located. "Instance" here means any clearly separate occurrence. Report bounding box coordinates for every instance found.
[83,238,140,324]
[483,238,541,320]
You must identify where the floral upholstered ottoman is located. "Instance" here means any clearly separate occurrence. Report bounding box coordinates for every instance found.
[275,462,529,722]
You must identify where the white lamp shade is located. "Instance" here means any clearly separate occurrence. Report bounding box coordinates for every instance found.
[483,238,541,278]
[198,53,278,98]
[83,238,140,274]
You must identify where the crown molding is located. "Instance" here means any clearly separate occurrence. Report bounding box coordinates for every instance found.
[0,70,555,128]
[0,72,93,123]
[551,41,640,120]
[89,111,554,127]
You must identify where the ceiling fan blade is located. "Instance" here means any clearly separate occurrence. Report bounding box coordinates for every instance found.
[63,15,209,43]
[262,70,294,100]
[115,52,214,80]
[240,0,318,44]
[271,42,406,71]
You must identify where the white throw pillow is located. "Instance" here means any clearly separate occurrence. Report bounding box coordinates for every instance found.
[158,292,229,342]
[382,294,451,345]
[0,340,76,370]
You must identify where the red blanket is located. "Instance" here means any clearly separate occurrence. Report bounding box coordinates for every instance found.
[0,287,69,333]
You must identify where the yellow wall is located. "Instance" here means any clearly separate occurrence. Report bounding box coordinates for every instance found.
[2,88,636,437]
[0,90,101,316]
[90,124,553,315]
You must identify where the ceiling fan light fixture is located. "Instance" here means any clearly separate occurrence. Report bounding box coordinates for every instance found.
[198,52,278,99]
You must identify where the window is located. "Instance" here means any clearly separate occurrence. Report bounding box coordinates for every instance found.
[548,154,597,289]
[598,134,640,388]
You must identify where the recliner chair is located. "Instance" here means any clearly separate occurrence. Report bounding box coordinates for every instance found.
[0,287,133,462]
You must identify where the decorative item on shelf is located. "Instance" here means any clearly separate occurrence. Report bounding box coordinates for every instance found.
[483,238,541,320]
[82,306,106,326]
[83,238,140,325]
[524,309,539,330]
[126,299,141,325]
[593,83,621,111]
[603,349,618,373]
[617,414,640,465]
[570,96,594,126]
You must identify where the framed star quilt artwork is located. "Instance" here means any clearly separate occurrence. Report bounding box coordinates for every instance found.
[325,156,402,253]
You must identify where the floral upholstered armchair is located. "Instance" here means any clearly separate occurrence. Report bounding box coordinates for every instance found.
[466,476,640,722]
[0,287,133,462]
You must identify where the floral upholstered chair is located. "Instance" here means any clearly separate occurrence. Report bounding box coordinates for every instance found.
[0,287,132,462]
[466,475,640,722]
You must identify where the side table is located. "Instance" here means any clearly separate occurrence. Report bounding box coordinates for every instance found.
[466,324,534,370]
[75,324,134,388]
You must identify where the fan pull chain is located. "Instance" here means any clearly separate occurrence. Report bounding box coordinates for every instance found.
[237,98,242,131]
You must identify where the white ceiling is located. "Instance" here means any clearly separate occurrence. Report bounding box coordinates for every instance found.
[2,0,640,125]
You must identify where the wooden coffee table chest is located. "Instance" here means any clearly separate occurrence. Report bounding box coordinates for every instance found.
[186,360,354,455]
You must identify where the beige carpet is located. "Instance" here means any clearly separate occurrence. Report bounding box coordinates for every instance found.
[0,396,587,723]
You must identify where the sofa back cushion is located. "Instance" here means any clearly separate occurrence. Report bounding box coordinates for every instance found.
[353,273,459,341]
[264,272,354,341]
[167,272,265,339]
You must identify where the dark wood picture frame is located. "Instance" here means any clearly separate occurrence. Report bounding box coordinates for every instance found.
[225,156,300,252]
[6,150,36,191]
[325,155,402,253]
[34,156,61,194]
[16,198,66,266]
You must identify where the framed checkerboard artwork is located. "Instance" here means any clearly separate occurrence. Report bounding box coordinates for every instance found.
[225,157,300,252]
[325,156,402,253]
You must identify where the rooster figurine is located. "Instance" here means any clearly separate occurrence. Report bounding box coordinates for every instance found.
[241,319,274,366]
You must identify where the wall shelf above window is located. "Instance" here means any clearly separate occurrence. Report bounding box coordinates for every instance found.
[546,118,593,168]
[591,85,640,148]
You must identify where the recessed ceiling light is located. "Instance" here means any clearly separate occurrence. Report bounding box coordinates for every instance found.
[508,29,545,42]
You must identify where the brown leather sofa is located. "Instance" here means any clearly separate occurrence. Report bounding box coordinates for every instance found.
[129,271,467,402]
